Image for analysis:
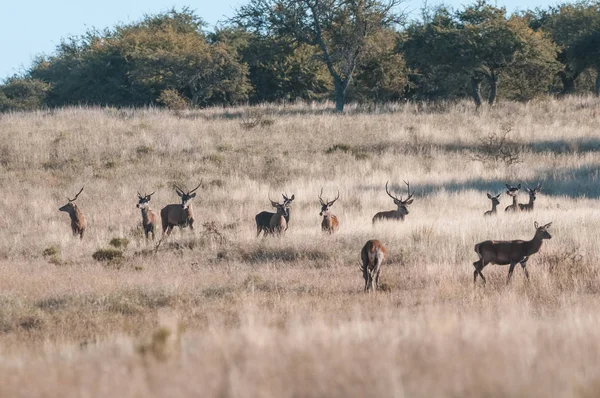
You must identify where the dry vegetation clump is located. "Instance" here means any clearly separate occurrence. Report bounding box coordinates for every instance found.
[0,97,600,396]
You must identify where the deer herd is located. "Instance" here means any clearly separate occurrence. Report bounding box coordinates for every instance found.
[58,180,552,292]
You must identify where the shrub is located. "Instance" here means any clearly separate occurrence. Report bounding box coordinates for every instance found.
[157,89,189,111]
[92,248,123,262]
[109,237,130,249]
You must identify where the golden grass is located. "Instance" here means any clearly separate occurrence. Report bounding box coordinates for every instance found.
[0,97,600,396]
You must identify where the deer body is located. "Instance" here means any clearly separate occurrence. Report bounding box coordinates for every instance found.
[59,186,86,239]
[161,183,201,236]
[319,188,340,234]
[372,181,413,223]
[504,184,521,212]
[137,192,158,240]
[484,193,501,216]
[473,222,552,284]
[256,194,294,237]
[360,240,386,292]
[268,201,288,236]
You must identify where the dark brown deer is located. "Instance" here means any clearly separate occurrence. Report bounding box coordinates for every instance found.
[267,196,289,236]
[160,183,201,236]
[359,240,387,292]
[372,181,414,223]
[59,186,86,239]
[484,193,501,216]
[137,191,158,240]
[473,221,552,284]
[504,184,521,212]
[519,184,541,211]
[255,193,294,237]
[319,188,340,233]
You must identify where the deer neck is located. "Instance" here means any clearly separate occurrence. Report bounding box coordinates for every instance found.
[527,195,534,208]
[512,195,518,207]
[526,233,544,256]
[490,202,497,213]
[69,205,81,221]
[140,207,151,224]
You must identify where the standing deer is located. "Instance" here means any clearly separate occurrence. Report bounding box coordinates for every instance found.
[484,193,501,216]
[504,184,521,212]
[473,221,552,284]
[59,186,86,239]
[267,196,289,236]
[137,191,158,240]
[519,184,541,211]
[319,188,340,233]
[255,193,294,237]
[359,240,387,292]
[160,183,201,236]
[372,181,414,223]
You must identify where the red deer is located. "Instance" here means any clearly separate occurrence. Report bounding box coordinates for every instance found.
[372,181,414,223]
[137,191,158,240]
[359,240,387,292]
[484,193,501,216]
[473,221,552,284]
[519,184,541,211]
[266,196,289,236]
[160,183,201,236]
[319,188,340,233]
[504,184,521,212]
[59,186,86,239]
[255,193,294,237]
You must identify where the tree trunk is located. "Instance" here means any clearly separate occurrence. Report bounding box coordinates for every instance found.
[334,79,347,113]
[471,76,482,108]
[487,71,498,106]
[595,67,600,97]
[558,71,576,95]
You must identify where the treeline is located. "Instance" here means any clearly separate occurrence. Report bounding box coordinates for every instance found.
[1,1,599,112]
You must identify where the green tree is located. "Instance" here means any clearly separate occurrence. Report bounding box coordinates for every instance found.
[0,77,50,112]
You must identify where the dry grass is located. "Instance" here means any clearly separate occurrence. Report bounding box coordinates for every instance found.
[1,97,600,396]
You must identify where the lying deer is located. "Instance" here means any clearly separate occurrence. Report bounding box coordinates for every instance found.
[473,221,552,284]
[519,184,541,212]
[504,184,521,212]
[360,240,386,292]
[59,186,86,239]
[372,181,414,223]
[137,191,158,240]
[255,193,294,237]
[484,193,501,216]
[319,188,340,233]
[160,183,201,236]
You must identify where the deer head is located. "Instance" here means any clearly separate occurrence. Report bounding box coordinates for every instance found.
[505,183,521,197]
[534,221,552,240]
[136,191,156,209]
[269,194,289,217]
[59,186,84,212]
[525,183,542,202]
[386,181,413,216]
[174,182,201,209]
[318,188,339,217]
[487,192,501,206]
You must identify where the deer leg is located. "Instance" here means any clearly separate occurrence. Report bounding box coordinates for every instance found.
[520,258,530,280]
[507,262,517,283]
[473,259,486,284]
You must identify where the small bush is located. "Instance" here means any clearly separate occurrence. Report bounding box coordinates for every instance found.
[109,237,130,249]
[157,89,189,111]
[239,109,274,130]
[42,246,59,257]
[325,143,352,154]
[92,248,123,262]
[136,145,154,156]
[469,127,521,166]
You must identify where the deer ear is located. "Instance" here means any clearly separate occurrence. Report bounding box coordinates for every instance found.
[190,193,196,198]
[544,222,552,228]
[487,193,492,199]
[290,194,295,200]
[176,191,183,197]
[505,184,511,189]
[534,221,539,229]
[517,184,521,189]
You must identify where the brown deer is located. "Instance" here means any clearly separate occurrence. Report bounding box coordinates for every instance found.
[267,196,289,236]
[519,184,541,211]
[319,188,340,233]
[473,221,552,284]
[59,186,86,239]
[160,183,201,236]
[137,191,158,240]
[255,193,294,237]
[372,181,414,223]
[484,193,501,216]
[504,184,521,212]
[359,240,387,292]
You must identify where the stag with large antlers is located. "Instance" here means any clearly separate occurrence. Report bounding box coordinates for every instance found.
[160,183,201,236]
[484,193,501,216]
[372,181,414,223]
[360,240,386,292]
[519,183,541,212]
[59,186,86,239]
[504,184,521,212]
[319,188,340,233]
[255,193,294,237]
[137,191,158,241]
[473,221,552,284]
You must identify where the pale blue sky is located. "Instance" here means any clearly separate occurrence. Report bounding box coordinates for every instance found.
[1,0,560,79]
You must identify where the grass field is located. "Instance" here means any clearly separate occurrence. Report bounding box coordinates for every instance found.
[0,97,599,396]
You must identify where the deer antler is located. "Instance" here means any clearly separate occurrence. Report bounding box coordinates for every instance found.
[138,192,144,199]
[328,190,340,206]
[189,181,202,194]
[268,193,278,207]
[385,181,400,201]
[318,187,326,205]
[403,180,413,203]
[146,191,156,198]
[173,184,185,196]
[69,186,84,202]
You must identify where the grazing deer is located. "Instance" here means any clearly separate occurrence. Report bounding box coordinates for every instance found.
[267,196,289,236]
[137,191,158,240]
[59,186,86,239]
[484,193,501,216]
[473,221,552,284]
[255,193,295,237]
[160,183,201,236]
[372,181,414,223]
[519,184,541,212]
[319,188,340,233]
[359,240,386,292]
[504,184,521,212]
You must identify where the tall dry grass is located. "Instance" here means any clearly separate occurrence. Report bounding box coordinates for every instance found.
[0,97,599,396]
